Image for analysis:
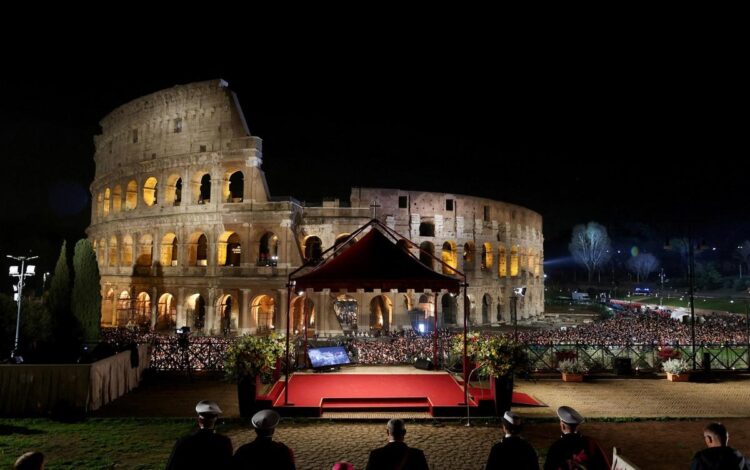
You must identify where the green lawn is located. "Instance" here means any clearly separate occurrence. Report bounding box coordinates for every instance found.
[0,418,201,469]
[628,296,748,314]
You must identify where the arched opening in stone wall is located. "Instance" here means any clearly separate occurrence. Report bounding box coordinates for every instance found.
[333,294,358,331]
[441,294,457,325]
[185,293,205,330]
[216,294,236,336]
[218,231,242,266]
[112,185,122,213]
[198,174,211,204]
[463,242,475,272]
[165,174,182,205]
[402,293,413,311]
[258,232,278,266]
[370,295,392,330]
[251,294,275,333]
[304,236,323,262]
[482,294,492,325]
[419,242,434,269]
[510,246,519,276]
[103,188,110,217]
[126,180,138,210]
[441,241,458,275]
[156,293,176,331]
[291,296,315,335]
[143,177,158,207]
[137,234,153,266]
[160,233,178,267]
[419,222,435,237]
[227,171,244,202]
[117,290,131,326]
[482,243,493,272]
[96,192,103,218]
[498,245,507,277]
[121,235,133,266]
[396,239,410,254]
[102,289,115,325]
[108,236,118,267]
[418,294,434,318]
[334,233,356,257]
[188,232,208,266]
[135,292,151,327]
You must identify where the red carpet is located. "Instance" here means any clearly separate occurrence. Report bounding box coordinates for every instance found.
[274,373,473,409]
[468,386,546,407]
[272,372,546,416]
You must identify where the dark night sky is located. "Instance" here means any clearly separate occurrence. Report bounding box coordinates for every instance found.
[0,41,746,277]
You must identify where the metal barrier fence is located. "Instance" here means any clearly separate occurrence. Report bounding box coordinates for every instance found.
[141,335,750,373]
[525,343,750,372]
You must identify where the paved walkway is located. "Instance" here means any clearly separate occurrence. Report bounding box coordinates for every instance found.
[92,372,750,469]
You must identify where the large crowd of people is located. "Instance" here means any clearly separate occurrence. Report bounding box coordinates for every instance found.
[100,308,750,370]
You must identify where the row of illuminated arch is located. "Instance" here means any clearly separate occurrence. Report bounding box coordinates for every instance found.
[92,229,541,278]
[93,230,280,268]
[420,240,542,278]
[94,170,245,219]
[102,288,524,333]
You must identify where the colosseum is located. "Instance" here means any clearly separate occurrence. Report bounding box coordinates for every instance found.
[87,79,544,337]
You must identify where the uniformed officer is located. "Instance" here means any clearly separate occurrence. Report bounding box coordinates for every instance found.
[233,409,296,469]
[165,400,233,470]
[485,411,539,469]
[544,406,610,470]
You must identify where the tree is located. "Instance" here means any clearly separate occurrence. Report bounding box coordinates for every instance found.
[626,253,660,283]
[46,241,71,322]
[72,239,102,344]
[569,222,612,282]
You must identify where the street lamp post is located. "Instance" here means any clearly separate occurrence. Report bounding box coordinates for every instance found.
[687,239,698,371]
[7,255,38,361]
[659,268,665,307]
[512,287,526,343]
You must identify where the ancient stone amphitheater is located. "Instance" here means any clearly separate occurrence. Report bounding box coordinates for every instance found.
[87,79,544,336]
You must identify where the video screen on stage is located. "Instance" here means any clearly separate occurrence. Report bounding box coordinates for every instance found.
[308,346,351,369]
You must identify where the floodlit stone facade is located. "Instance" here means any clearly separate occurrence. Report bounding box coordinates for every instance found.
[87,80,544,336]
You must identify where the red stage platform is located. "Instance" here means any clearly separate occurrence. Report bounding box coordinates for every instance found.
[270,370,544,417]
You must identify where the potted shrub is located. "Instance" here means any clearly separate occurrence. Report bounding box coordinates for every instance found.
[558,359,588,382]
[453,333,526,416]
[662,358,690,382]
[224,333,288,417]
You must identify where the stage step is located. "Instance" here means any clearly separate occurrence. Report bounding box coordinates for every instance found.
[321,411,432,419]
[321,397,430,412]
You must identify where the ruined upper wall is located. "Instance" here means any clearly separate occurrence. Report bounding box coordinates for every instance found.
[350,187,543,239]
[93,80,251,176]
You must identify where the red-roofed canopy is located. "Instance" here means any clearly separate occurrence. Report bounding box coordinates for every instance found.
[291,224,461,293]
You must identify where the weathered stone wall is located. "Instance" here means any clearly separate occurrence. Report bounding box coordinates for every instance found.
[87,80,543,337]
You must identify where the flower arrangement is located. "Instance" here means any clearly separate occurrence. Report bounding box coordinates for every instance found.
[661,358,689,375]
[658,347,681,361]
[452,333,526,378]
[224,333,289,383]
[558,359,588,375]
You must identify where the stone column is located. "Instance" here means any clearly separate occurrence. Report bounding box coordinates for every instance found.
[277,288,288,332]
[110,289,118,326]
[176,287,186,328]
[206,288,216,335]
[241,288,253,333]
[150,286,158,329]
